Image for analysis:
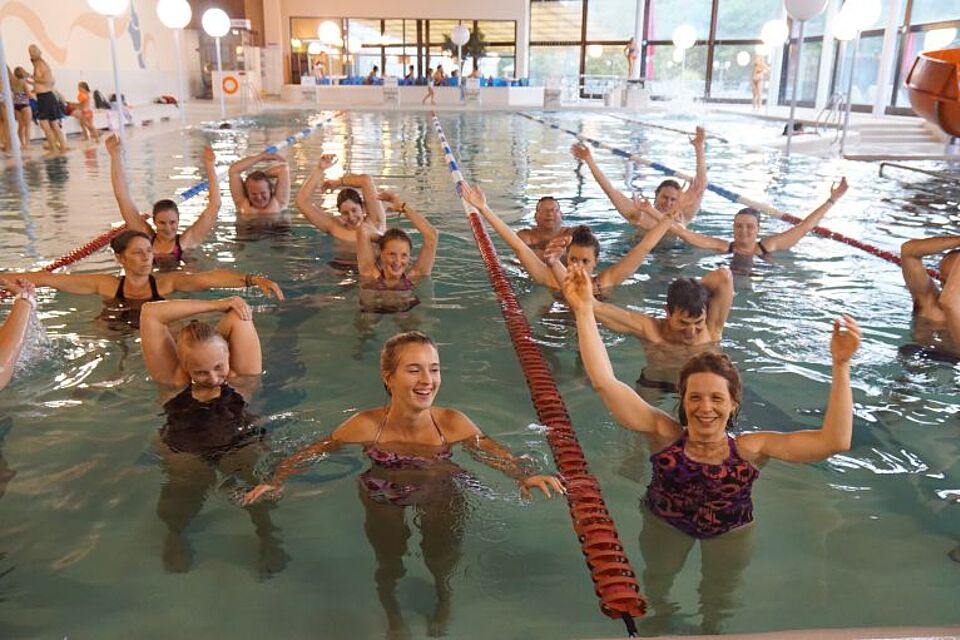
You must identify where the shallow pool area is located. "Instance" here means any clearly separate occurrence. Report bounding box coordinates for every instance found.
[1,109,959,639]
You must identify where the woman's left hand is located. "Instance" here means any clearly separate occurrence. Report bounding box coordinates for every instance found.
[831,314,860,365]
[830,177,849,202]
[377,190,402,211]
[521,475,566,498]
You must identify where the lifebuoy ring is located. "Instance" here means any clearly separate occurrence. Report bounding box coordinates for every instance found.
[222,76,239,95]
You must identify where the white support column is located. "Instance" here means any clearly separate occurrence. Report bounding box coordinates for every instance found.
[873,0,905,115]
[814,0,840,111]
[631,0,645,81]
[517,0,531,78]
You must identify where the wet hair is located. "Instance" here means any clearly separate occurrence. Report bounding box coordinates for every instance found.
[735,207,761,222]
[78,81,91,92]
[337,187,363,210]
[569,224,600,259]
[537,196,559,208]
[244,170,274,196]
[676,351,742,427]
[380,331,437,395]
[655,179,682,195]
[666,277,710,317]
[152,199,180,218]
[378,228,412,252]
[176,320,229,358]
[110,229,152,254]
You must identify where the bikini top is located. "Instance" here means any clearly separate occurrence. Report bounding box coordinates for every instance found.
[370,269,415,291]
[365,410,453,470]
[112,275,164,304]
[152,233,183,263]
[727,240,770,257]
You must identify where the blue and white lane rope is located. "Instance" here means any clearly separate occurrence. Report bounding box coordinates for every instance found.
[430,112,647,632]
[9,110,344,288]
[176,110,343,202]
[518,111,939,279]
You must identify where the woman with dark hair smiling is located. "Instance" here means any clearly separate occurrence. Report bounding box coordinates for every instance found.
[107,134,221,266]
[11,230,283,328]
[562,262,860,632]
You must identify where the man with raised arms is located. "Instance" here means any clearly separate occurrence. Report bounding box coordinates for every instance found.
[516,196,573,258]
[900,235,960,355]
[229,151,291,215]
[570,126,707,230]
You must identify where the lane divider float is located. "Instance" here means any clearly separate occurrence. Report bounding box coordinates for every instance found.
[2,111,344,299]
[605,112,729,143]
[518,111,941,281]
[431,112,646,635]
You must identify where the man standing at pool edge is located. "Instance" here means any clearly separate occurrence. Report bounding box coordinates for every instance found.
[29,44,69,152]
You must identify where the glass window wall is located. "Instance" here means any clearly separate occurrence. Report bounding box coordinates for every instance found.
[531,1,584,42]
[714,0,782,40]
[585,0,637,41]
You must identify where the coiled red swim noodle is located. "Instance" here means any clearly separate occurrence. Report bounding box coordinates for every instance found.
[466,211,646,622]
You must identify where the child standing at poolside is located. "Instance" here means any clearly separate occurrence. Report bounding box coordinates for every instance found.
[76,81,99,142]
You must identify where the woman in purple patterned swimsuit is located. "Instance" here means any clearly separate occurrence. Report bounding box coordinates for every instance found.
[563,264,861,633]
[243,331,562,636]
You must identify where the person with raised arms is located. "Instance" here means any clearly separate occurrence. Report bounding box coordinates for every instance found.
[139,296,286,575]
[229,150,291,215]
[664,178,849,259]
[107,134,221,266]
[241,331,563,636]
[570,126,707,229]
[295,154,387,251]
[900,235,960,357]
[516,196,573,258]
[459,181,678,298]
[562,262,860,632]
[11,230,282,328]
[356,191,437,312]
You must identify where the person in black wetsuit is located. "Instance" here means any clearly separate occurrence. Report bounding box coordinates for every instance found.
[140,296,286,575]
[12,230,283,329]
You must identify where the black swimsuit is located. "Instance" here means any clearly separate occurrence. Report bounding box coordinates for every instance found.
[727,240,770,257]
[161,384,263,462]
[99,275,164,328]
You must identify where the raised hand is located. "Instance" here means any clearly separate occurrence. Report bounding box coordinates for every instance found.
[521,475,566,498]
[570,142,593,161]
[830,177,849,202]
[690,126,706,148]
[202,145,215,166]
[317,153,338,170]
[252,276,284,301]
[543,234,571,266]
[562,265,595,312]
[458,181,487,210]
[104,133,121,156]
[321,179,340,192]
[831,314,860,365]
[377,190,402,211]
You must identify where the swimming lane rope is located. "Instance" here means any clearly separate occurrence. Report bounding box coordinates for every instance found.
[430,113,646,635]
[1,111,343,300]
[518,111,942,281]
[605,113,729,144]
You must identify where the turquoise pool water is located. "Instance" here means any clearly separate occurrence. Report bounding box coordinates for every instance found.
[0,109,958,638]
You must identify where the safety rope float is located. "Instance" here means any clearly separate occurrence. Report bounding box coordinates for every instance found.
[518,111,942,281]
[1,111,344,300]
[606,112,729,143]
[431,113,646,635]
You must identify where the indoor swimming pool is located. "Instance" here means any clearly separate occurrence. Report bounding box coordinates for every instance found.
[0,109,958,638]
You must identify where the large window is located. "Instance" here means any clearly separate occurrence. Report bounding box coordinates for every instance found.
[288,17,516,83]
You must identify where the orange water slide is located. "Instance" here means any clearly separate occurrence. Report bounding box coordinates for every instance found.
[905,48,960,137]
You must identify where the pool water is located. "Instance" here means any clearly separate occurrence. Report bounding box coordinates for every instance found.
[0,109,958,639]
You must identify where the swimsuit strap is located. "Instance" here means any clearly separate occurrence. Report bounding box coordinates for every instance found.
[430,409,447,446]
[727,241,734,254]
[757,240,770,257]
[372,410,389,445]
[148,274,162,300]
[114,275,126,301]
